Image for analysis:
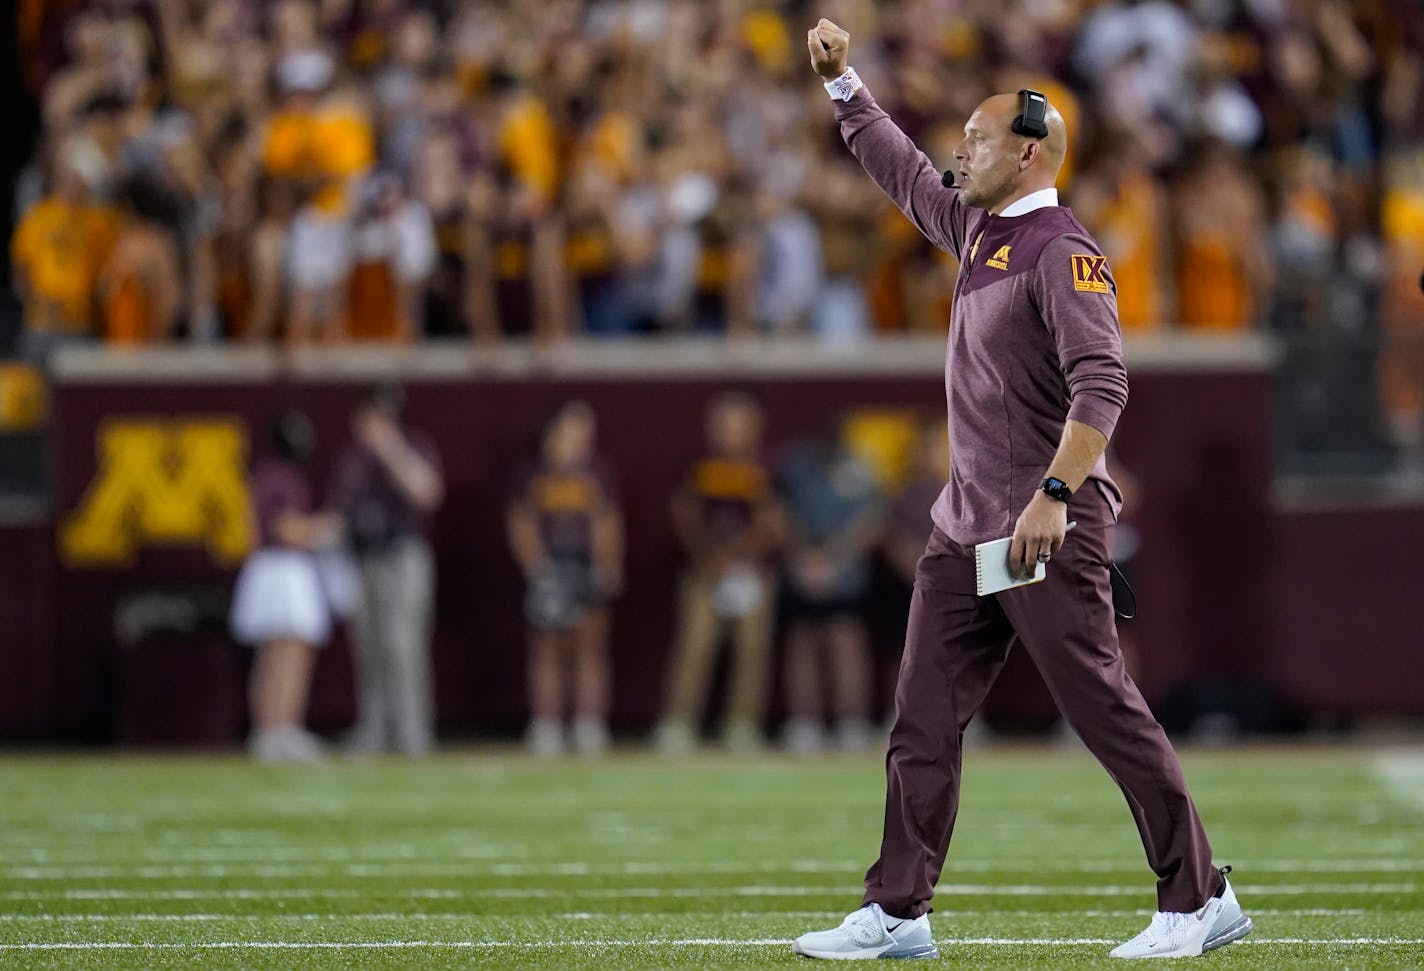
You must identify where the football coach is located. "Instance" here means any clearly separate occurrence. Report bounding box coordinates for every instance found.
[790,18,1253,962]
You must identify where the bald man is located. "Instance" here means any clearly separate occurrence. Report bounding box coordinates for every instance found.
[790,20,1252,961]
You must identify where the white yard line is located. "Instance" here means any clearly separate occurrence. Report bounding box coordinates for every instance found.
[0,889,462,900]
[0,883,1414,901]
[1245,938,1424,945]
[6,858,1424,878]
[5,866,337,879]
[0,907,1367,922]
[4,937,1424,951]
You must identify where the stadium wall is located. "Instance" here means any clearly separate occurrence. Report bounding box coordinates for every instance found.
[0,518,54,735]
[4,336,1416,743]
[1268,499,1424,717]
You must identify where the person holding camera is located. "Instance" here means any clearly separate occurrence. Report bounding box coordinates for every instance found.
[330,383,444,756]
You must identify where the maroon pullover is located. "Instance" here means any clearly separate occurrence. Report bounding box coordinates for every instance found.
[835,89,1128,545]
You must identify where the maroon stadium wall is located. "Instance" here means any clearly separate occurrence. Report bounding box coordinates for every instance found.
[0,521,56,736]
[2,337,1419,743]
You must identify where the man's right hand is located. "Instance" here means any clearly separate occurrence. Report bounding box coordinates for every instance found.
[807,18,850,79]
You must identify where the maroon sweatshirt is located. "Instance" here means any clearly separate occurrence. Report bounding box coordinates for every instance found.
[835,88,1127,545]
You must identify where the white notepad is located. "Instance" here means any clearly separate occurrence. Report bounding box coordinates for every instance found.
[974,535,1045,595]
[974,522,1076,596]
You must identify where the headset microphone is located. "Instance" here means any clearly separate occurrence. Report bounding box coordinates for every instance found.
[941,168,956,188]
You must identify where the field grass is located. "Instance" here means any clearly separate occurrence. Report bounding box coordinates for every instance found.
[1,744,1422,969]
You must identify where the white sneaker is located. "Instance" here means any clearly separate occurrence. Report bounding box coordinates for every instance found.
[783,717,825,755]
[1110,868,1252,958]
[834,717,875,752]
[280,727,325,763]
[572,717,609,757]
[722,719,764,754]
[249,729,286,763]
[653,719,696,757]
[791,902,938,960]
[249,727,323,763]
[525,718,565,758]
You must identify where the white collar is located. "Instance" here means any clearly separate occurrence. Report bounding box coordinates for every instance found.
[998,187,1060,217]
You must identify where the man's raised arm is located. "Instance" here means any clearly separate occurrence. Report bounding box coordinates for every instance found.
[808,19,968,259]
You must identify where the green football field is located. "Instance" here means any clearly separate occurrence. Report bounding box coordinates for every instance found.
[2,745,1423,969]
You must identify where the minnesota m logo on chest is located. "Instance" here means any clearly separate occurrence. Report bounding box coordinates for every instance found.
[985,245,1011,270]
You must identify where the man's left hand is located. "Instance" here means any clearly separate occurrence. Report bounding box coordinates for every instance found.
[1009,492,1069,580]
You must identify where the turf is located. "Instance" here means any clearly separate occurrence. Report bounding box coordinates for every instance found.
[1,745,1422,969]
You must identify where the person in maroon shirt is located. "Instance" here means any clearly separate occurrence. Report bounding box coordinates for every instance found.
[329,383,445,756]
[507,401,624,757]
[791,20,1251,962]
[230,410,341,762]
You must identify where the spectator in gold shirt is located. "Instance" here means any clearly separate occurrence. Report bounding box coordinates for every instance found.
[262,50,374,345]
[11,146,118,357]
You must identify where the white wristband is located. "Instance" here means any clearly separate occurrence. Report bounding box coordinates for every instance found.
[823,67,863,102]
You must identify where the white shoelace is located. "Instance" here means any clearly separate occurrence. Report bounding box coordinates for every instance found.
[840,905,895,947]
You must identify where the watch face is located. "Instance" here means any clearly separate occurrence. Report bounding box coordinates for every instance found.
[1042,477,1071,501]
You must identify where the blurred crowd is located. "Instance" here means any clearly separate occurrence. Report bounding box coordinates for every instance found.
[8,0,1424,449]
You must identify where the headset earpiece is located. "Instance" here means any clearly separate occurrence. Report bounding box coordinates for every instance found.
[1011,89,1049,139]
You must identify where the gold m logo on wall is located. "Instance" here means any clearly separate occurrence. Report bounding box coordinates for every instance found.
[61,418,254,566]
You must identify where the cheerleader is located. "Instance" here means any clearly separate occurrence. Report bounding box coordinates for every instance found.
[231,411,342,762]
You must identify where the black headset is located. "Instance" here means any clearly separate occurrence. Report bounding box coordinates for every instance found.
[1011,88,1049,139]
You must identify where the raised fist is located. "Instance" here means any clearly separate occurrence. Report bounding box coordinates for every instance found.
[807,18,850,80]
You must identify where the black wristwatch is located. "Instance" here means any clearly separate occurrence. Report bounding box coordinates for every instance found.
[1040,476,1072,503]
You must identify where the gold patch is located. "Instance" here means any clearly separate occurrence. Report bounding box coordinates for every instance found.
[1071,254,1110,293]
[534,474,598,513]
[693,459,770,501]
[986,244,1011,270]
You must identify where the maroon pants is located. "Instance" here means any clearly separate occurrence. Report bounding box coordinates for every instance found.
[862,515,1220,918]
